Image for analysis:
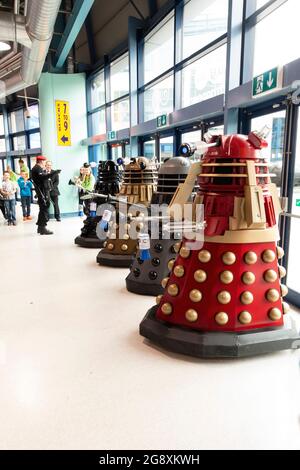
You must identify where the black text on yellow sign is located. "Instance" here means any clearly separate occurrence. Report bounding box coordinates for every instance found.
[56,100,71,146]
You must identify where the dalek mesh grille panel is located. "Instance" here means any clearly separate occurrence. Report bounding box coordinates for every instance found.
[140,133,300,358]
[97,158,158,267]
[126,157,191,295]
[75,161,122,248]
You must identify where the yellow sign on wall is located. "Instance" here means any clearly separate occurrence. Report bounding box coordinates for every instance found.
[56,100,71,146]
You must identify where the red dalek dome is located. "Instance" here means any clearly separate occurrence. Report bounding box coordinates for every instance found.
[140,132,300,358]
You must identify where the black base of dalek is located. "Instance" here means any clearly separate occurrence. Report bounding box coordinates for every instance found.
[126,238,179,296]
[96,251,133,268]
[140,306,300,359]
[74,235,104,249]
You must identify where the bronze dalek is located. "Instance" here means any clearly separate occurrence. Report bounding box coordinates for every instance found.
[140,132,300,358]
[126,156,191,296]
[75,161,122,249]
[97,157,158,267]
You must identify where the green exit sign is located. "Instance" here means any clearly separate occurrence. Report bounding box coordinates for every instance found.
[157,114,168,128]
[296,199,300,207]
[253,67,283,98]
[107,131,116,141]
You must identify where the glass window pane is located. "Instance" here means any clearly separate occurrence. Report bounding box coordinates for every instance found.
[90,109,106,135]
[207,124,224,136]
[9,109,25,133]
[0,138,5,152]
[29,132,41,149]
[110,54,129,101]
[160,136,174,161]
[13,135,26,151]
[144,75,173,122]
[26,104,40,130]
[253,0,300,77]
[182,0,228,60]
[111,98,129,131]
[144,15,174,84]
[250,110,286,192]
[182,45,226,107]
[0,115,4,135]
[90,71,105,109]
[125,144,131,158]
[111,145,122,161]
[144,139,155,158]
[181,130,201,147]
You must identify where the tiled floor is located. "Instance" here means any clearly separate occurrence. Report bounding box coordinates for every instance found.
[0,207,299,450]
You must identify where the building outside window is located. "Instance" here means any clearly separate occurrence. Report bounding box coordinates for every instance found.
[251,0,300,77]
[144,75,174,122]
[143,14,174,84]
[182,44,226,107]
[111,98,130,131]
[182,0,228,60]
[90,109,106,136]
[90,71,105,109]
[110,54,129,101]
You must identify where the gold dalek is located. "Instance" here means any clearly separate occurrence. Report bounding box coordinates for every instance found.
[97,157,158,267]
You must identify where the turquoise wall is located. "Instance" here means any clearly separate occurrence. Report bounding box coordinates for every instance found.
[38,73,89,216]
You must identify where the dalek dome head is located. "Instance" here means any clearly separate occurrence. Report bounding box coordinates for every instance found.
[199,132,271,194]
[204,132,268,162]
[159,156,190,176]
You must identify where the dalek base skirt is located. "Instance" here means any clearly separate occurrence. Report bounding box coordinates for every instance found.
[75,235,105,249]
[140,306,300,358]
[97,251,134,268]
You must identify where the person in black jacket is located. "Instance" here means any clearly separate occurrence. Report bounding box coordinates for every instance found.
[31,155,61,235]
[46,160,61,222]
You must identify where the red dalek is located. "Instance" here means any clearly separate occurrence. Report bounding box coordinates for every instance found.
[140,132,300,358]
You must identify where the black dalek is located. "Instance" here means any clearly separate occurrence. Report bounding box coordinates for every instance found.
[75,161,122,248]
[126,157,191,296]
[97,157,158,267]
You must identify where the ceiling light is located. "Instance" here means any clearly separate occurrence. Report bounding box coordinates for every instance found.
[0,41,11,52]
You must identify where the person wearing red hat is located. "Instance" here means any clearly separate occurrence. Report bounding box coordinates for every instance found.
[30,156,61,235]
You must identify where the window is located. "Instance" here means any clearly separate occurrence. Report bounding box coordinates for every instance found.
[91,71,105,109]
[91,109,106,135]
[26,104,40,130]
[181,130,201,146]
[182,44,226,107]
[13,135,26,151]
[111,145,122,161]
[9,109,25,133]
[29,132,41,149]
[160,136,174,161]
[111,98,129,131]
[207,124,224,136]
[110,54,129,101]
[253,0,300,77]
[287,115,300,293]
[143,14,174,84]
[250,110,286,193]
[0,114,4,135]
[125,144,131,158]
[0,138,5,152]
[182,0,228,60]
[144,139,156,158]
[144,75,173,122]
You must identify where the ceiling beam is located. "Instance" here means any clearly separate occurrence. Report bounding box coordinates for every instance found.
[55,0,95,69]
[85,12,96,65]
[148,0,158,17]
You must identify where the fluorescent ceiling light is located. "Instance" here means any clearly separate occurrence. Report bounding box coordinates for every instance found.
[0,42,11,52]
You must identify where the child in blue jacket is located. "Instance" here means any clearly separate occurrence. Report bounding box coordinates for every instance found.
[18,171,33,221]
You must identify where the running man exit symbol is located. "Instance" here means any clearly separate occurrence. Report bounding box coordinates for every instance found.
[56,100,71,146]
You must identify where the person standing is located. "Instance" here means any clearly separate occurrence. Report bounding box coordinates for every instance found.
[18,159,30,176]
[46,160,61,222]
[31,155,61,235]
[18,171,33,221]
[1,171,17,226]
